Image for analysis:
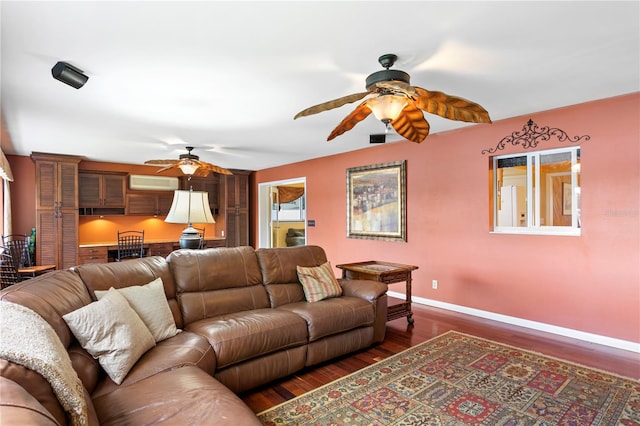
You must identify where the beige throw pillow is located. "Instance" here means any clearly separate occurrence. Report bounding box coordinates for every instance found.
[296,261,343,302]
[95,278,179,342]
[63,288,155,385]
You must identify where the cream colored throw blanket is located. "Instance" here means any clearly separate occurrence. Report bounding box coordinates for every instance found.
[0,300,89,426]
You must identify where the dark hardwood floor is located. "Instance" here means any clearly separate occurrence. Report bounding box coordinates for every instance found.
[240,298,640,413]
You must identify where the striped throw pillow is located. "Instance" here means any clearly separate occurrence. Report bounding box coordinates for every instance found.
[296,261,343,302]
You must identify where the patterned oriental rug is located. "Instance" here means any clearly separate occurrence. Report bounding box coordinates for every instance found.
[257,331,639,425]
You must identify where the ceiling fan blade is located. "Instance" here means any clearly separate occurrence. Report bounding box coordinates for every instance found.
[294,92,370,119]
[371,80,414,96]
[413,87,492,124]
[144,159,177,165]
[154,163,180,174]
[391,103,430,143]
[196,160,233,176]
[192,167,211,178]
[326,101,373,141]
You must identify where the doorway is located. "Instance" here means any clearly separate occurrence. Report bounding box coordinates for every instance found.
[257,178,306,248]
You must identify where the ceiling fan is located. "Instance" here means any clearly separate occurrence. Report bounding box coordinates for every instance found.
[294,53,492,143]
[144,146,233,176]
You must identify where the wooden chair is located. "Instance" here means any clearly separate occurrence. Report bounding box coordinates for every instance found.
[116,230,145,261]
[2,234,31,268]
[0,246,21,289]
[194,227,205,249]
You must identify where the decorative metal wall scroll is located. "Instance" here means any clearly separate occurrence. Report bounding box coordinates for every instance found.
[481,119,590,155]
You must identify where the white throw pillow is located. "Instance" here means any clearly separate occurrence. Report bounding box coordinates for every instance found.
[63,288,155,385]
[95,278,179,342]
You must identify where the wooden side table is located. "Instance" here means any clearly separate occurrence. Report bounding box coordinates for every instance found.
[18,264,56,279]
[336,261,418,324]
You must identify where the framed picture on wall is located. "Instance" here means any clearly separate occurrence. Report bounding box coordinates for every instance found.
[346,160,406,242]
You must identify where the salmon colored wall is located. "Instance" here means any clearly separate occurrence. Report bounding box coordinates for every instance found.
[6,155,35,236]
[253,93,640,344]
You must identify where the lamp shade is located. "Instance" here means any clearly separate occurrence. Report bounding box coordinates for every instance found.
[165,190,215,249]
[367,94,408,122]
[178,162,199,175]
[165,190,215,225]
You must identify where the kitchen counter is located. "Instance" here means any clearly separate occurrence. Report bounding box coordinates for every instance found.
[79,237,226,249]
[77,238,228,265]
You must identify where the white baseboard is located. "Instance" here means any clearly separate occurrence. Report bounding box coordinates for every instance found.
[388,291,640,353]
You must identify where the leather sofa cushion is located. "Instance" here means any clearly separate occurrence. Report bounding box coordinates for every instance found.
[256,245,328,285]
[306,327,374,367]
[179,286,270,324]
[168,246,263,292]
[256,245,332,307]
[91,366,261,426]
[277,297,374,341]
[0,360,66,425]
[0,376,60,426]
[186,309,308,369]
[68,343,101,394]
[0,271,92,348]
[74,256,183,329]
[92,331,216,398]
[169,247,271,323]
[215,346,307,394]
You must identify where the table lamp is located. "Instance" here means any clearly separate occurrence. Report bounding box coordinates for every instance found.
[165,188,215,249]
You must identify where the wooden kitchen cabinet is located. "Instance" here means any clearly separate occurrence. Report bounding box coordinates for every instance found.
[147,242,174,258]
[180,175,219,214]
[31,152,83,270]
[78,246,108,264]
[224,171,250,247]
[126,192,174,216]
[79,172,127,208]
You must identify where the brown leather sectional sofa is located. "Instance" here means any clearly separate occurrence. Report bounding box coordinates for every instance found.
[0,245,388,425]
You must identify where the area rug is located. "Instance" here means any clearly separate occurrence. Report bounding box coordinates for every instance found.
[257,331,640,425]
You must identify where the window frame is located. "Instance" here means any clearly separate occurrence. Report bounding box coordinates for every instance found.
[491,146,581,236]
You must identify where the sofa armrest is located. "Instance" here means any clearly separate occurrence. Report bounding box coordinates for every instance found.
[339,279,387,302]
[0,376,59,425]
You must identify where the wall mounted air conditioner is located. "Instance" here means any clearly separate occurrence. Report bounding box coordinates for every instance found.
[129,175,179,191]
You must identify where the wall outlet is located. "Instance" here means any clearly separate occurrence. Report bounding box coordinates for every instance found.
[432,279,438,290]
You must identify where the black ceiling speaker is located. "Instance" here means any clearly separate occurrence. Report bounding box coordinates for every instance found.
[51,61,88,89]
[370,134,386,144]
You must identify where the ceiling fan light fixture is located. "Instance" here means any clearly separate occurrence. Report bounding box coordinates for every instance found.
[367,94,408,123]
[178,162,199,175]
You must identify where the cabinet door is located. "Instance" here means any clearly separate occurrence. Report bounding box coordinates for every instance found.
[157,193,174,216]
[59,210,79,269]
[126,193,157,215]
[102,174,126,207]
[36,210,56,266]
[182,175,219,213]
[225,172,249,247]
[126,192,174,215]
[79,173,126,207]
[33,154,80,269]
[148,242,173,258]
[35,161,57,210]
[59,162,79,210]
[78,173,102,207]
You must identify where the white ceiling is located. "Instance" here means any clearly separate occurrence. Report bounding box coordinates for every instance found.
[1,1,638,171]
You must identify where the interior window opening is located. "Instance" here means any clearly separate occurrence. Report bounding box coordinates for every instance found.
[492,147,580,236]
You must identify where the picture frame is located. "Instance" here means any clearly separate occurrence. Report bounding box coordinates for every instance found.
[346,160,406,242]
